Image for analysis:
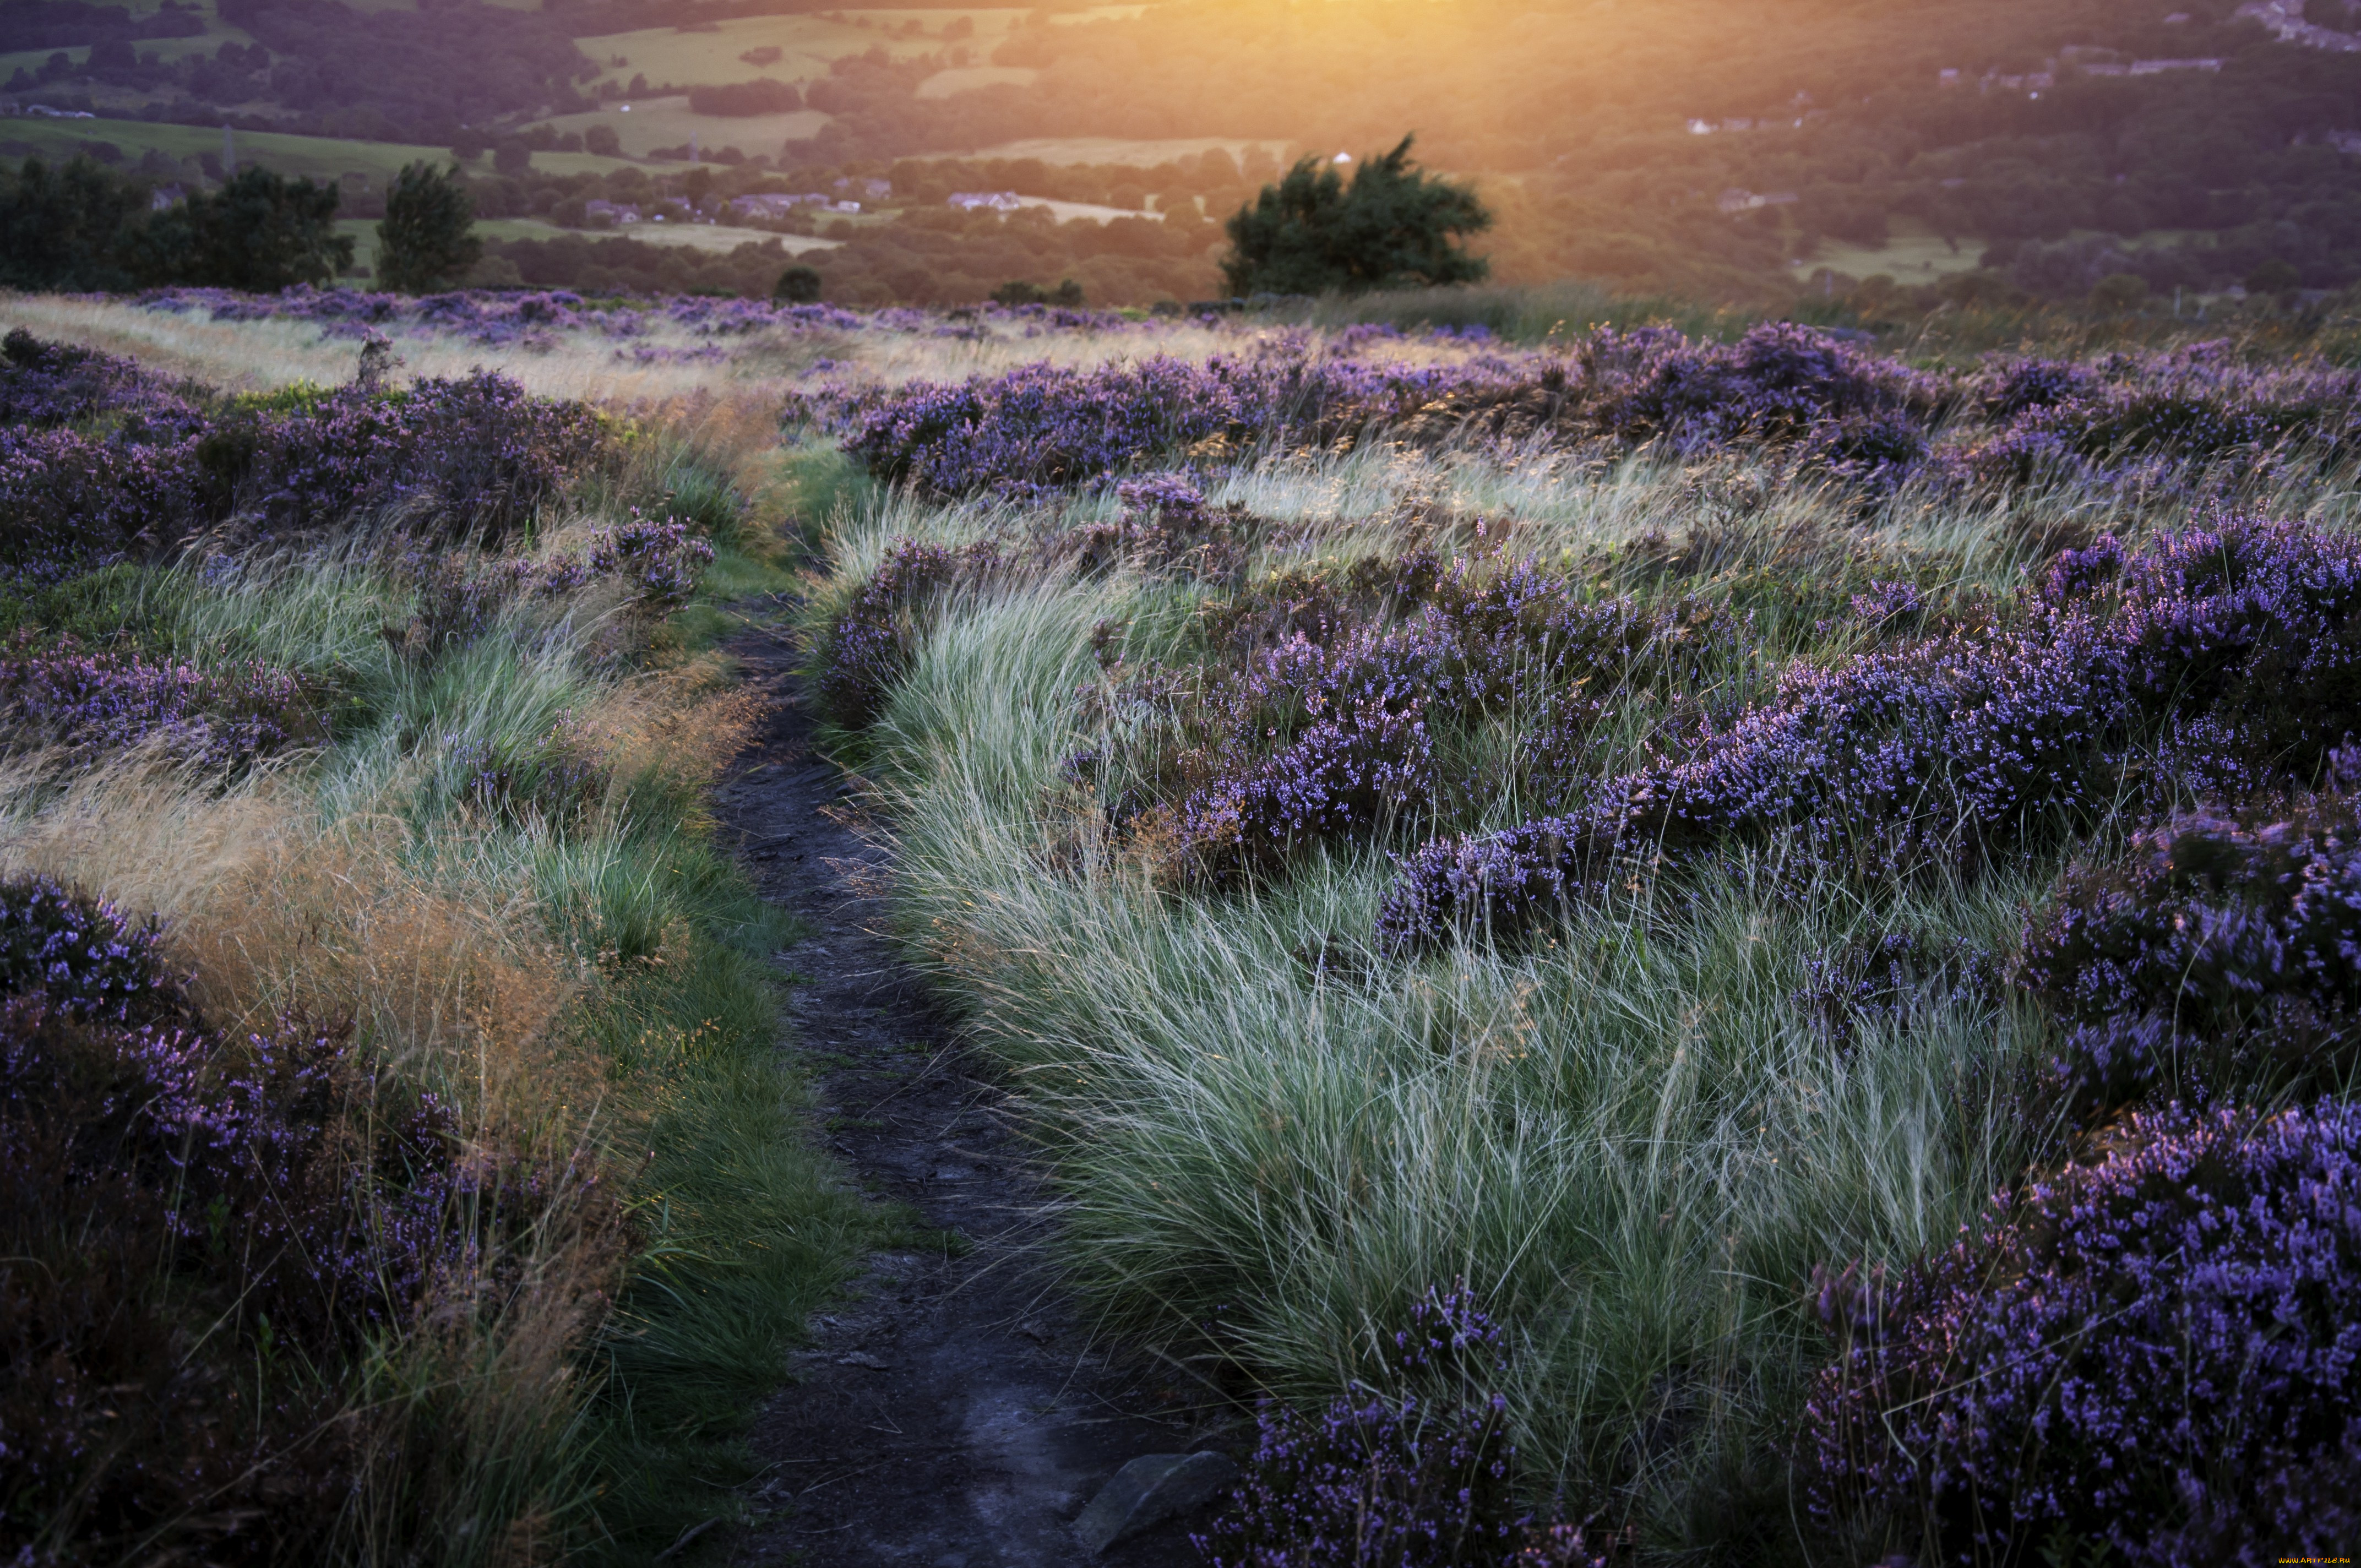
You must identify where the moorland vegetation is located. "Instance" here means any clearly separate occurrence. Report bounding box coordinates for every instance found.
[781,306,2361,1563]
[9,37,2361,1556]
[0,319,894,1564]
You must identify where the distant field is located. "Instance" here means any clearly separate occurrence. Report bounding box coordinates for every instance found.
[949,135,1293,168]
[1021,196,1160,224]
[521,216,842,256]
[0,113,641,183]
[573,10,1026,94]
[915,65,1039,99]
[330,214,836,279]
[537,99,830,160]
[1794,216,1984,282]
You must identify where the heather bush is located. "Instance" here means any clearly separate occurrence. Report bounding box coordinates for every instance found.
[0,326,203,433]
[0,424,209,586]
[0,333,608,589]
[830,351,1521,497]
[0,639,323,767]
[1376,611,2125,954]
[586,511,717,617]
[1378,516,2361,955]
[0,868,568,1562]
[815,537,1002,730]
[0,873,174,1024]
[1132,559,1731,885]
[1577,321,1930,450]
[1800,1099,2361,1566]
[2016,790,2361,1111]
[1794,929,1998,1049]
[1195,1283,1535,1568]
[203,369,606,541]
[2113,516,2361,793]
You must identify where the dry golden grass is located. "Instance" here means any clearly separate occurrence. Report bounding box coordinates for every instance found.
[0,289,1522,407]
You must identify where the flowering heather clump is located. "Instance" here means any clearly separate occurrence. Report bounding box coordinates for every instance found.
[829,352,1518,497]
[1796,930,1998,1048]
[0,425,208,585]
[1580,320,1932,450]
[0,641,321,766]
[0,332,607,586]
[0,326,203,434]
[212,370,606,542]
[1378,611,2125,953]
[0,873,578,1560]
[817,538,1002,729]
[2016,792,2361,1111]
[1139,560,1726,885]
[587,510,716,616]
[1378,516,2361,955]
[2113,516,2361,788]
[0,875,175,1025]
[1194,1282,1536,1568]
[1800,1100,2361,1566]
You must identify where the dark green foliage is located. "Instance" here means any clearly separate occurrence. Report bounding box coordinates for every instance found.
[991,277,1085,306]
[377,160,481,295]
[143,165,352,291]
[1220,136,1490,298]
[774,263,823,303]
[0,155,153,292]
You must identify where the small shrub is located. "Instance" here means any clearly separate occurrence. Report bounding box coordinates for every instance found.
[0,874,175,1024]
[1194,1282,1533,1568]
[1800,1099,2361,1566]
[2016,787,2361,1111]
[587,511,716,616]
[815,538,999,729]
[0,871,587,1562]
[0,640,323,767]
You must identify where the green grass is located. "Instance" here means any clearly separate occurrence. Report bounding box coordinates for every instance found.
[0,416,897,1562]
[0,114,642,189]
[786,424,2361,1558]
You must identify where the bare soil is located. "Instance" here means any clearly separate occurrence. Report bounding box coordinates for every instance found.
[714,625,1233,1568]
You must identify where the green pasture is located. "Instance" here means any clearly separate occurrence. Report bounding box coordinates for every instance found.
[0,114,642,186]
[536,99,828,161]
[571,9,1028,94]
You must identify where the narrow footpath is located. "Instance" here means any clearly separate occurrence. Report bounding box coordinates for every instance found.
[713,622,1232,1568]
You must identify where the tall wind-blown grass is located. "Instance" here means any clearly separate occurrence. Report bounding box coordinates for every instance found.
[796,378,2361,1558]
[0,339,889,1564]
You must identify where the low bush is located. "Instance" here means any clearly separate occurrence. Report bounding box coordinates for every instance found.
[2017,787,2361,1112]
[0,333,606,589]
[1196,1283,1536,1568]
[1378,516,2361,956]
[1800,1099,2361,1566]
[0,874,572,1562]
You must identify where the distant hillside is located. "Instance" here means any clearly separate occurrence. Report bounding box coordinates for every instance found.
[7,0,2361,308]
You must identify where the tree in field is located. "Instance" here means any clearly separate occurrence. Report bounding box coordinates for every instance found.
[1221,135,1490,298]
[774,264,822,303]
[377,162,481,293]
[140,165,352,290]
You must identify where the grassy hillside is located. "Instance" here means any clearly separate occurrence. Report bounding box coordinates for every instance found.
[0,302,911,1565]
[14,283,2361,1562]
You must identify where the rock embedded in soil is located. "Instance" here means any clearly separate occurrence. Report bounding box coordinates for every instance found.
[1073,1451,1242,1556]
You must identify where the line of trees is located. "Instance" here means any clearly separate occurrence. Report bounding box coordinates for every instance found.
[0,156,350,291]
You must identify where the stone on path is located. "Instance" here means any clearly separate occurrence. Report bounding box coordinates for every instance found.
[1072,1451,1240,1556]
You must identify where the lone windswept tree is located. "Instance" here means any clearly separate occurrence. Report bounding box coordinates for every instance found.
[378,161,480,293]
[1221,135,1491,298]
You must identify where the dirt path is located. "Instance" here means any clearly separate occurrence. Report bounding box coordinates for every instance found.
[714,624,1231,1568]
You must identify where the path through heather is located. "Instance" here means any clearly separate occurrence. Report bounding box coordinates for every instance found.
[716,622,1227,1568]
